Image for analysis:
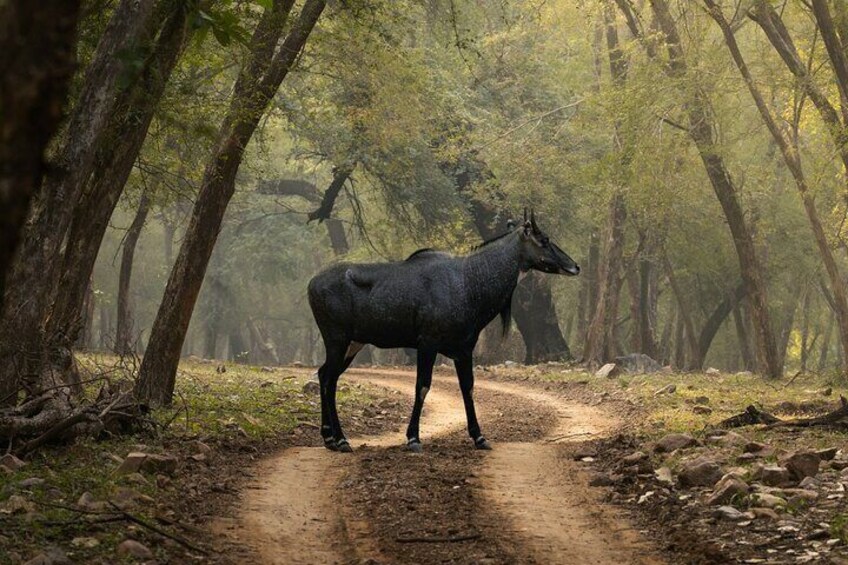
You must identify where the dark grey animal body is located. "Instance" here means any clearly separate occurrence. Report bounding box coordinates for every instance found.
[308,212,579,452]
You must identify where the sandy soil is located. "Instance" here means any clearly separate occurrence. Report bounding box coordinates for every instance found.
[214,367,664,564]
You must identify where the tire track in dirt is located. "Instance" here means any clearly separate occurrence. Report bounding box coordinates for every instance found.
[211,372,468,564]
[215,368,663,564]
[476,379,663,564]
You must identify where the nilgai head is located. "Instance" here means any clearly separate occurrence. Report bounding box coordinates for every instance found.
[511,209,580,276]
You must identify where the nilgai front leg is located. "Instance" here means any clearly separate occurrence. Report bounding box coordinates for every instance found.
[406,348,437,452]
[455,354,491,450]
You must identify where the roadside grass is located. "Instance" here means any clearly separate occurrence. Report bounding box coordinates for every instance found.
[0,355,380,564]
[523,365,845,438]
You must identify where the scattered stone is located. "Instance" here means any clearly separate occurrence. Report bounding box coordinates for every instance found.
[654,383,677,395]
[756,465,793,487]
[589,473,617,487]
[694,395,710,405]
[195,441,213,454]
[18,477,45,488]
[638,490,655,504]
[784,451,820,481]
[705,367,720,375]
[614,353,663,374]
[693,405,712,415]
[744,442,768,453]
[799,477,819,489]
[735,371,753,377]
[621,451,648,465]
[807,529,830,541]
[817,448,838,461]
[595,363,621,379]
[784,488,818,506]
[23,547,71,565]
[655,467,674,485]
[714,505,747,521]
[654,433,699,453]
[260,366,275,373]
[679,458,724,488]
[750,492,787,509]
[302,380,321,394]
[0,454,27,473]
[504,360,518,367]
[292,361,305,368]
[706,474,749,505]
[77,492,106,512]
[714,431,748,447]
[124,472,150,486]
[71,537,100,548]
[821,387,833,397]
[116,540,153,559]
[571,446,597,461]
[3,494,35,514]
[750,507,780,521]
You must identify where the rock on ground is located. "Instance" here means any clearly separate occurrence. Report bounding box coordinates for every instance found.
[614,353,663,374]
[654,433,699,453]
[784,451,820,481]
[116,540,153,559]
[706,474,749,505]
[595,363,621,379]
[678,458,724,488]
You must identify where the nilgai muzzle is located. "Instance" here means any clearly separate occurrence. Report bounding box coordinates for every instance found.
[307,210,579,452]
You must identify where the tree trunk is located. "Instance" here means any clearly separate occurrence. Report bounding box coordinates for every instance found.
[708,0,848,377]
[0,0,81,314]
[820,311,834,370]
[136,0,326,406]
[0,0,182,402]
[115,192,152,356]
[584,6,631,365]
[512,272,572,363]
[695,283,747,369]
[49,3,189,350]
[645,0,781,378]
[662,253,699,368]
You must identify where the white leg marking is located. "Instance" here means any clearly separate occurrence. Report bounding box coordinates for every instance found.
[345,341,365,359]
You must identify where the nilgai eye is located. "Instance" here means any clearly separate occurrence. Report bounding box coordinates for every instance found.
[541,237,549,245]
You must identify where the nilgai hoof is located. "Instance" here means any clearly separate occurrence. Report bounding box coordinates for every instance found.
[336,439,353,453]
[406,440,423,453]
[474,437,492,450]
[323,439,339,452]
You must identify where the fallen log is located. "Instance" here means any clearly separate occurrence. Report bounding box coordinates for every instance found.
[717,396,848,430]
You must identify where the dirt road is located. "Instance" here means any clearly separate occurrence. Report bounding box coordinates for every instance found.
[214,368,663,564]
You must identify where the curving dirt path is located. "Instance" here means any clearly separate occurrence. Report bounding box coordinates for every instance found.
[215,368,663,564]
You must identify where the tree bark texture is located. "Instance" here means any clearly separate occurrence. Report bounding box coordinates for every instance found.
[115,192,152,356]
[645,0,781,377]
[136,0,327,406]
[0,0,81,315]
[707,0,848,376]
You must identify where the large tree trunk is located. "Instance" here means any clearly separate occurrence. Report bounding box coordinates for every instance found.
[708,0,848,376]
[0,0,81,314]
[49,3,189,350]
[512,272,572,363]
[695,283,747,369]
[643,0,781,378]
[584,6,630,365]
[0,0,182,401]
[136,0,327,406]
[733,302,755,371]
[115,192,152,356]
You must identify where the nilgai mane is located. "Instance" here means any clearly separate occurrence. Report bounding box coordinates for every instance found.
[307,210,580,452]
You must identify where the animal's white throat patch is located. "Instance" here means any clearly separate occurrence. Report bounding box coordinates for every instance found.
[518,270,530,282]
